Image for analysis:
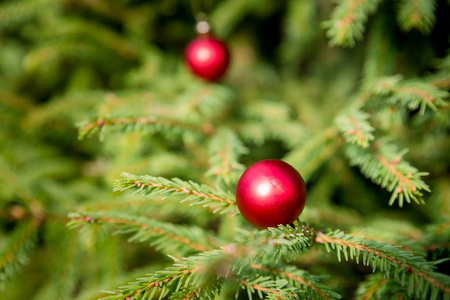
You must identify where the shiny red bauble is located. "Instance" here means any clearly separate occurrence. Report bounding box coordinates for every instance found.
[235,159,307,228]
[185,35,229,81]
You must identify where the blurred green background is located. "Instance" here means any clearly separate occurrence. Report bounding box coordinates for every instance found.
[0,0,449,299]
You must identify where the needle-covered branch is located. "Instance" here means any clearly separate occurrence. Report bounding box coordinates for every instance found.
[36,227,82,300]
[345,139,430,206]
[250,264,341,300]
[355,273,389,300]
[365,76,448,113]
[324,0,382,47]
[0,0,58,29]
[283,128,339,182]
[336,109,375,148]
[114,173,238,214]
[179,83,234,119]
[0,221,39,291]
[100,251,223,300]
[237,276,297,300]
[396,0,437,34]
[231,225,312,264]
[315,230,450,299]
[46,20,137,59]
[100,249,299,300]
[68,211,218,255]
[99,225,313,299]
[239,121,307,149]
[24,40,127,72]
[78,116,204,140]
[80,195,211,222]
[238,99,307,148]
[206,129,248,185]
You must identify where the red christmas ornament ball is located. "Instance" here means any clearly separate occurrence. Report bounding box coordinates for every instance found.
[235,159,307,228]
[185,35,229,81]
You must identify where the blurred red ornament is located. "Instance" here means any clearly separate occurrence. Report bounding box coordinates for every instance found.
[185,35,229,81]
[235,159,307,229]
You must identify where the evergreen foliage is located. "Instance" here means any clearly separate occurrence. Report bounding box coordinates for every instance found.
[0,0,449,299]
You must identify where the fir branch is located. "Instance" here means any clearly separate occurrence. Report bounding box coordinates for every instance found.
[355,273,388,300]
[35,226,81,300]
[42,19,137,59]
[71,265,164,300]
[206,129,248,185]
[78,116,203,140]
[336,109,375,148]
[24,40,126,72]
[68,212,217,254]
[101,250,296,300]
[237,277,296,300]
[268,122,308,149]
[379,278,418,300]
[362,13,396,84]
[430,221,450,236]
[234,225,313,263]
[429,76,450,89]
[345,139,430,206]
[241,99,292,122]
[348,221,423,254]
[397,0,437,34]
[180,290,198,299]
[0,156,43,213]
[366,76,448,113]
[315,230,450,298]
[302,204,362,227]
[210,0,264,37]
[114,173,237,214]
[100,225,312,299]
[239,121,307,149]
[171,285,222,300]
[0,90,36,112]
[0,221,39,291]
[24,91,105,129]
[236,99,306,148]
[283,127,339,182]
[100,251,224,300]
[423,243,450,252]
[0,0,58,29]
[181,84,234,119]
[279,0,319,66]
[80,196,210,221]
[250,264,341,300]
[422,221,450,253]
[324,0,382,47]
[68,0,127,22]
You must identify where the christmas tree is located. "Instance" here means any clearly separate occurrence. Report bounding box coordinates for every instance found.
[1,0,449,299]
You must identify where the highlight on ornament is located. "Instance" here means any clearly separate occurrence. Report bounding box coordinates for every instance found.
[235,159,307,228]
